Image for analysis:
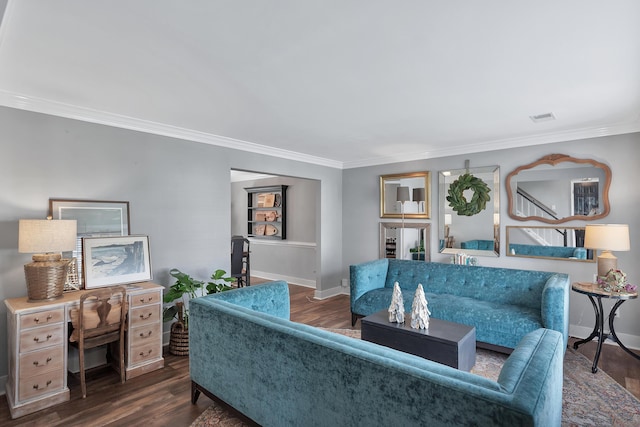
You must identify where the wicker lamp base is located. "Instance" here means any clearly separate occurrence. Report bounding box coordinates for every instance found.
[24,257,71,302]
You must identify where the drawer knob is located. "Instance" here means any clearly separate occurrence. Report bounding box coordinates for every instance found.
[33,334,52,343]
[33,380,52,390]
[139,297,153,303]
[33,314,53,324]
[139,313,153,320]
[139,330,153,338]
[139,349,153,357]
[33,357,52,367]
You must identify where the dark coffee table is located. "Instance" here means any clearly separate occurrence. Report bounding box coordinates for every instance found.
[361,310,476,371]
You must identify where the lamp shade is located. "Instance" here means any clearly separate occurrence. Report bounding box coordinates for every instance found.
[584,224,630,251]
[19,219,77,254]
[396,186,411,202]
[412,188,425,202]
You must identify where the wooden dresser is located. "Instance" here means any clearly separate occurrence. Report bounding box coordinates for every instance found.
[4,282,164,419]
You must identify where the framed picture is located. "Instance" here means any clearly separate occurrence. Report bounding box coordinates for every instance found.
[82,235,152,289]
[49,199,130,288]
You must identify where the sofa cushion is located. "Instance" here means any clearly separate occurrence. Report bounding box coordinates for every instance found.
[426,293,543,349]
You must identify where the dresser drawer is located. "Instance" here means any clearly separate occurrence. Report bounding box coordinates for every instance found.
[19,346,64,378]
[19,308,64,330]
[130,304,160,327]
[19,324,64,353]
[129,322,161,346]
[18,369,65,401]
[131,291,161,307]
[129,338,162,365]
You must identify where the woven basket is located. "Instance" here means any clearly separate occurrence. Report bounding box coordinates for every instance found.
[24,259,70,301]
[169,321,189,356]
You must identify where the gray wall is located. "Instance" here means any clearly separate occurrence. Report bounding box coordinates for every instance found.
[343,134,640,345]
[0,106,343,383]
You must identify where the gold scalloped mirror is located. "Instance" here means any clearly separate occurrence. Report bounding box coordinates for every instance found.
[506,154,611,224]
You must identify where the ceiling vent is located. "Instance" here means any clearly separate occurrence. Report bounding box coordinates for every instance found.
[529,112,556,123]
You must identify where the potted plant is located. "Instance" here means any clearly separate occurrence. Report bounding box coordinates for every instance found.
[163,268,235,355]
[410,241,426,261]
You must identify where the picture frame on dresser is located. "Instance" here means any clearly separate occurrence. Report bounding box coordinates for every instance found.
[82,235,152,289]
[49,199,130,289]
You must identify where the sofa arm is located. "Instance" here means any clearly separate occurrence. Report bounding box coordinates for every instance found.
[349,259,389,310]
[497,329,564,426]
[541,274,570,349]
[202,280,290,320]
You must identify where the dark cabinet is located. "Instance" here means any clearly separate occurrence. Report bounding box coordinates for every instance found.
[246,185,287,239]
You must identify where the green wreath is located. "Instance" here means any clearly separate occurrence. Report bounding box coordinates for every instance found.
[446,173,491,216]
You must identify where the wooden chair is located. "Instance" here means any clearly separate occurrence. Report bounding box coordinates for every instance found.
[231,235,250,287]
[69,286,127,398]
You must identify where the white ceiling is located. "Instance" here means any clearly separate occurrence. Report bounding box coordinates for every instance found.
[0,1,639,169]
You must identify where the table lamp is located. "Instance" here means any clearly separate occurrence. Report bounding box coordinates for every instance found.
[412,187,425,213]
[397,186,411,259]
[19,218,77,301]
[584,224,630,278]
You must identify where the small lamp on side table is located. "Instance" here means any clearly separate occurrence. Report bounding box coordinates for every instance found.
[18,218,77,301]
[584,224,630,278]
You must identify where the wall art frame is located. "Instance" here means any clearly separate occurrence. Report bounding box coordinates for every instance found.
[82,235,151,289]
[49,199,130,288]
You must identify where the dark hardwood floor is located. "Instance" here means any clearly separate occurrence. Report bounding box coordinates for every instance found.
[2,280,639,426]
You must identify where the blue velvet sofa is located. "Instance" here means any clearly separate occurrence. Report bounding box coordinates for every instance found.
[461,239,495,250]
[350,259,570,351]
[189,281,564,426]
[509,243,587,260]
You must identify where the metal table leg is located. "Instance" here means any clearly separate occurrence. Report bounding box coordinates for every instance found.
[573,295,600,349]
[609,300,640,361]
[591,297,606,373]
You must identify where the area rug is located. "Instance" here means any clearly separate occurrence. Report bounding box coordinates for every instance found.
[191,328,640,427]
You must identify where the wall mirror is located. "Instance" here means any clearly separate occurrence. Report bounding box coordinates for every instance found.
[506,226,595,263]
[439,166,500,257]
[380,172,431,219]
[506,154,611,224]
[380,222,431,262]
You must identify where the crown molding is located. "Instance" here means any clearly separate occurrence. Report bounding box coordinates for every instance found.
[0,90,344,169]
[1,90,638,171]
[341,119,640,169]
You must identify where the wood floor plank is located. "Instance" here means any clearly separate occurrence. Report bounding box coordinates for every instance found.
[1,280,639,425]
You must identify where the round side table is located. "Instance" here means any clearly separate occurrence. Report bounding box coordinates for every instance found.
[572,282,639,373]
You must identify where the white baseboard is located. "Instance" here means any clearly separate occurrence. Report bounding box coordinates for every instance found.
[314,286,348,300]
[569,324,640,350]
[251,270,316,288]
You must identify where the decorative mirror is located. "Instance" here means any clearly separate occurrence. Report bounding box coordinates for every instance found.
[506,226,595,263]
[380,172,431,219]
[506,154,611,224]
[380,222,431,261]
[439,166,500,257]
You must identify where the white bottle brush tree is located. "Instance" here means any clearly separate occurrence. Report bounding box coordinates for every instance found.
[388,282,405,323]
[411,284,431,329]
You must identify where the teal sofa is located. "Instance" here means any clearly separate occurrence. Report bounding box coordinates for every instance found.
[509,243,588,260]
[189,281,564,426]
[461,239,495,250]
[350,259,570,351]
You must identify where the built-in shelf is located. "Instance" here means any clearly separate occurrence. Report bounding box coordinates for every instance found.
[245,185,287,240]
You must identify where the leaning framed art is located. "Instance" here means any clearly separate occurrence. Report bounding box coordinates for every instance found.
[82,235,152,289]
[49,199,130,288]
